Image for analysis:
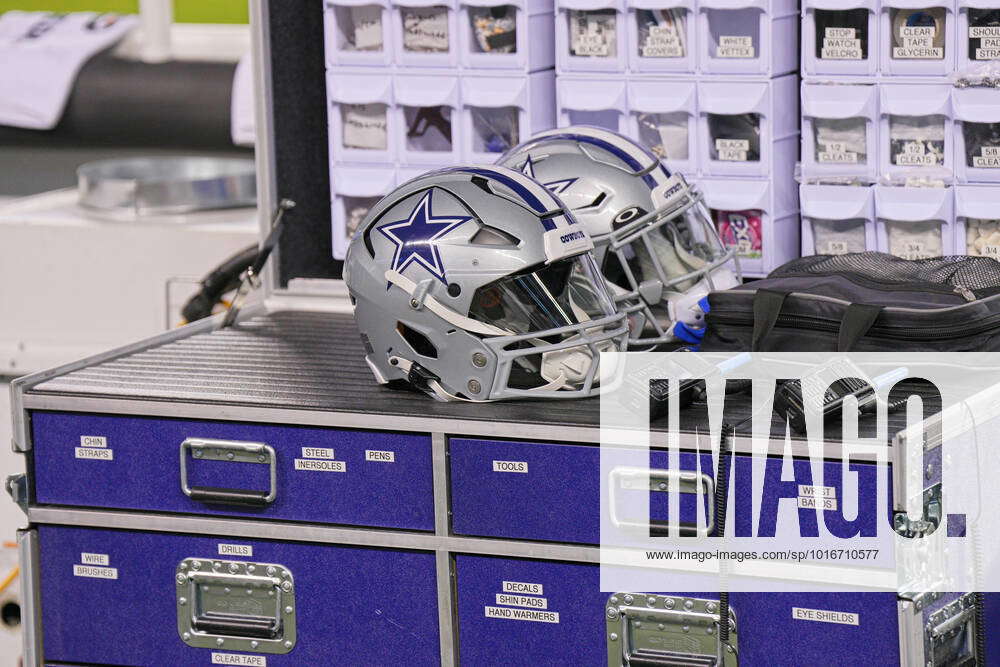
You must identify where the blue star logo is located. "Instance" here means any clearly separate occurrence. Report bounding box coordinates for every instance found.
[377,189,472,284]
[520,155,577,196]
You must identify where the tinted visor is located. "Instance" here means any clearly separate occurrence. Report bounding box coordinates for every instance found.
[469,254,617,335]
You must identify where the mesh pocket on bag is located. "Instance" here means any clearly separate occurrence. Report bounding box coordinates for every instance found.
[769,251,1000,292]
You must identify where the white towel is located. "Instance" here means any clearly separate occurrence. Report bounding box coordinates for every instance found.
[0,11,137,130]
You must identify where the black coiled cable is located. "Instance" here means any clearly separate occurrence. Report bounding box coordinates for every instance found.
[714,423,732,654]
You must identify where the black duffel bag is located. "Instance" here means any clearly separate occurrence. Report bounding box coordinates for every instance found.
[701,253,1000,352]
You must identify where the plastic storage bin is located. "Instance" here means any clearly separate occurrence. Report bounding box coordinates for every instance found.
[802,0,879,77]
[800,183,877,256]
[326,70,396,165]
[879,83,953,179]
[879,0,956,77]
[626,77,697,175]
[801,82,878,183]
[875,184,955,258]
[556,74,628,132]
[953,85,1000,183]
[394,0,460,68]
[460,70,556,162]
[956,1,1000,70]
[954,183,1000,256]
[556,0,627,73]
[458,0,555,71]
[697,0,799,76]
[330,165,397,259]
[394,73,462,166]
[701,177,800,277]
[325,1,394,67]
[626,0,698,73]
[698,74,799,179]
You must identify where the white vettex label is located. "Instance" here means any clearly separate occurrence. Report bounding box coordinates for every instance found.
[365,449,395,462]
[295,458,346,472]
[80,435,107,448]
[792,607,859,626]
[211,653,267,666]
[496,593,548,609]
[218,544,253,557]
[716,35,754,58]
[301,447,334,459]
[492,460,528,473]
[485,606,560,623]
[75,447,113,460]
[80,552,109,566]
[503,581,543,595]
[797,485,837,510]
[73,564,117,579]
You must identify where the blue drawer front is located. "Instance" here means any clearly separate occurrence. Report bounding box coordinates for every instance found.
[37,525,440,666]
[32,412,434,530]
[456,555,903,666]
[450,439,715,544]
[451,439,887,545]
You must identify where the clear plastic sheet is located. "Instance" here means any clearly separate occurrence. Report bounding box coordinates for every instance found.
[890,7,946,60]
[470,106,519,154]
[469,5,517,54]
[402,5,450,53]
[403,105,452,152]
[889,114,946,167]
[636,111,689,160]
[342,103,388,150]
[885,219,943,259]
[334,5,384,52]
[811,218,868,255]
[814,117,867,165]
[708,113,760,162]
[635,8,687,58]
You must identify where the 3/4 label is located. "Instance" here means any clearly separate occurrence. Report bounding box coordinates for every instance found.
[211,653,267,666]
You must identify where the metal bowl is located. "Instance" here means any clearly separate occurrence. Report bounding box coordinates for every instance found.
[77,156,256,219]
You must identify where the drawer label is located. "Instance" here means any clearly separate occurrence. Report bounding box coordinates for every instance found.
[485,606,559,623]
[365,449,395,462]
[294,458,346,472]
[80,552,109,566]
[73,564,118,579]
[496,593,548,609]
[792,607,859,626]
[211,653,267,666]
[797,485,837,511]
[75,446,113,461]
[492,460,528,473]
[218,544,253,557]
[503,581,543,595]
[301,447,334,459]
[80,435,107,448]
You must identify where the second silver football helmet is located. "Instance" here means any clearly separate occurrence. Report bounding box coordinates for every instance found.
[499,126,740,346]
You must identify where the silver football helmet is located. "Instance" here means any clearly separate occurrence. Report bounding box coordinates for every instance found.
[499,126,740,347]
[344,165,629,402]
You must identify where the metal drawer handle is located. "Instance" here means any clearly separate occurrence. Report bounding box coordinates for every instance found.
[179,438,277,507]
[176,558,296,655]
[608,467,715,538]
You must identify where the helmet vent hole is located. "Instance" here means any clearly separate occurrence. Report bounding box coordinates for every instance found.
[576,191,607,211]
[397,322,438,359]
[470,226,519,246]
[447,283,462,297]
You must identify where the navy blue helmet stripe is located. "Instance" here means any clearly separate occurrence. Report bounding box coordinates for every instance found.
[520,132,667,189]
[442,166,560,230]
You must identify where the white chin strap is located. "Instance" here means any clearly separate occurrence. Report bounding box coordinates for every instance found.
[385,269,511,337]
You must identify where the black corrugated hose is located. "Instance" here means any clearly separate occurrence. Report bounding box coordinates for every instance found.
[180,244,260,324]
